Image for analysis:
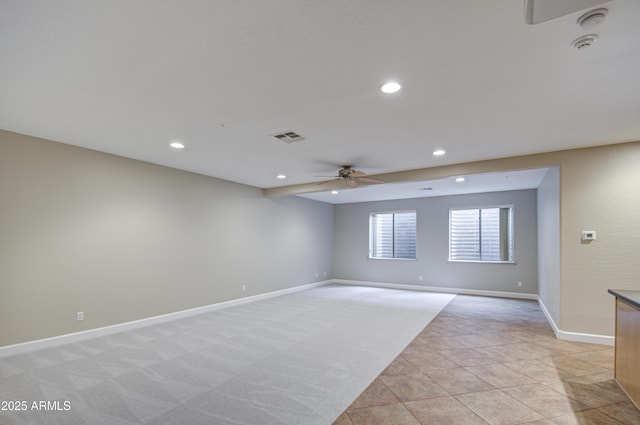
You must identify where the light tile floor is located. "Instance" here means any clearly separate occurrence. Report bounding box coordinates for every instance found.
[333,295,640,425]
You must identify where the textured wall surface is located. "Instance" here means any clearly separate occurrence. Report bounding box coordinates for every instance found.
[559,143,640,336]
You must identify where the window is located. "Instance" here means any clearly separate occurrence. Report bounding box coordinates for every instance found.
[449,206,513,262]
[369,211,416,259]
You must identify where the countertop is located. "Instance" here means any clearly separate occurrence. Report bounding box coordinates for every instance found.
[609,289,640,310]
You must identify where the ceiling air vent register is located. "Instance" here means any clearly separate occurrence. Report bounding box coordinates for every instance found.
[272,131,306,144]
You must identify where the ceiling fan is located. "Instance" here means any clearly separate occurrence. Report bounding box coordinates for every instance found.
[316,165,385,188]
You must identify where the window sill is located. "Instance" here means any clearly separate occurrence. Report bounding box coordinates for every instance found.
[368,257,417,261]
[448,260,516,265]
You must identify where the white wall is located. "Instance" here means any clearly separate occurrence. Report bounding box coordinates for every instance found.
[0,130,334,347]
[333,189,538,295]
[537,166,560,325]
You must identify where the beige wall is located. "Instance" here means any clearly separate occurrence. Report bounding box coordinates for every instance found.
[327,141,639,338]
[559,143,640,336]
[451,142,640,338]
[2,127,639,346]
[0,130,334,347]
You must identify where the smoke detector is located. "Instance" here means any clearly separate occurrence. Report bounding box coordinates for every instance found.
[524,0,609,25]
[571,34,598,50]
[577,8,608,30]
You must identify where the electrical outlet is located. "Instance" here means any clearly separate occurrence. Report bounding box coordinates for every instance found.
[242,285,246,291]
[419,275,423,281]
[324,271,327,277]
[517,281,522,288]
[315,273,319,278]
[76,311,84,321]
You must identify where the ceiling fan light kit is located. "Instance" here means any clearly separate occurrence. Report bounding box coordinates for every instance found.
[317,166,385,188]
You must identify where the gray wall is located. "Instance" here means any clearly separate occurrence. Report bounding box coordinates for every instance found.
[0,130,334,347]
[333,190,538,294]
[537,167,560,325]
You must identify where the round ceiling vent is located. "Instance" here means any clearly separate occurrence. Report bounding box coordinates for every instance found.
[571,34,598,50]
[577,8,608,30]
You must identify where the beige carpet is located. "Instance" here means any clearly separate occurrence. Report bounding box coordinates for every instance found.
[0,284,453,425]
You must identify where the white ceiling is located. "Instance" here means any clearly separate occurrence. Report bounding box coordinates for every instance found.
[1,1,639,200]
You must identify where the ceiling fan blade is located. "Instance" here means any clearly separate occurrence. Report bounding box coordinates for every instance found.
[357,177,384,184]
[316,178,341,185]
[346,179,358,188]
[350,170,366,177]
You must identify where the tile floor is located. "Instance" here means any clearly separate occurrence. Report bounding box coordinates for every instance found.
[332,295,640,425]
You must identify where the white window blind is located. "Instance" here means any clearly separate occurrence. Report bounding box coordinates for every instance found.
[450,207,513,262]
[370,211,416,259]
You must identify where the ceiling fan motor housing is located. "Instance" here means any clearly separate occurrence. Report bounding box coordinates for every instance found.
[338,167,354,178]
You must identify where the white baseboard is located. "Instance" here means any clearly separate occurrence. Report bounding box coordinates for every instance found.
[0,280,331,358]
[332,279,614,346]
[331,279,538,300]
[2,279,614,357]
[555,329,614,346]
[537,297,614,346]
[537,296,561,335]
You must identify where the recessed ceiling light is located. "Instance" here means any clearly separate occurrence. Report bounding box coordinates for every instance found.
[169,141,185,150]
[433,149,446,156]
[455,177,466,183]
[276,174,286,179]
[331,190,339,195]
[380,81,401,94]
